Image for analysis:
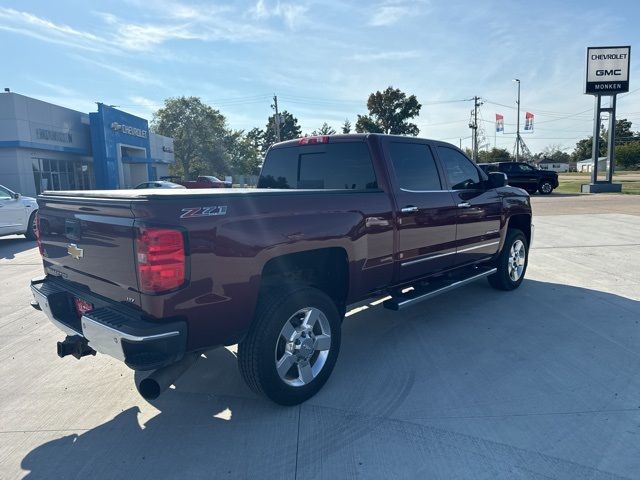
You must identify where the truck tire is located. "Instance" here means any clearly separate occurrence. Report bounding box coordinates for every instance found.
[238,286,341,405]
[538,180,554,195]
[488,229,528,291]
[25,211,37,240]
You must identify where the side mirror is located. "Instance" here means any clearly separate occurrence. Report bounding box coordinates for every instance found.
[13,192,20,200]
[488,172,507,189]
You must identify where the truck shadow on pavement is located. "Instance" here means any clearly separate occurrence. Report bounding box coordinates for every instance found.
[20,280,640,479]
[0,236,35,260]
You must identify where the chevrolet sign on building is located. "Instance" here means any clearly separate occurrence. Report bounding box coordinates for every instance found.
[110,122,147,138]
[0,92,175,196]
[585,46,631,94]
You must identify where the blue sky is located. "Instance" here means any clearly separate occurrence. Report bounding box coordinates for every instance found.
[1,0,639,154]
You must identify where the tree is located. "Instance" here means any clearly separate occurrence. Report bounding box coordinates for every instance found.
[263,111,302,150]
[532,145,571,164]
[477,148,512,163]
[312,122,336,136]
[602,118,638,148]
[342,119,352,134]
[571,136,605,162]
[572,119,638,162]
[226,129,264,176]
[355,86,422,135]
[152,96,231,178]
[615,142,640,169]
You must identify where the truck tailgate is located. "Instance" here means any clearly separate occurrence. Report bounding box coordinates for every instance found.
[37,196,141,305]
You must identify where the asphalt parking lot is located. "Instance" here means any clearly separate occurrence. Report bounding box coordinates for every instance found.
[1,194,639,479]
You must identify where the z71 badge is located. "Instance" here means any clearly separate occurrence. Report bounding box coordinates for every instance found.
[180,206,228,218]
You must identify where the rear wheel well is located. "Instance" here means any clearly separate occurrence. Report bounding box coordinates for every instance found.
[260,248,349,311]
[507,214,531,246]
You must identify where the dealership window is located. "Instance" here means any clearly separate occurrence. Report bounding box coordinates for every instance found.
[32,158,94,194]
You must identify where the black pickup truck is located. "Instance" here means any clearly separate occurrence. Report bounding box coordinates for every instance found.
[479,162,559,194]
[31,134,533,405]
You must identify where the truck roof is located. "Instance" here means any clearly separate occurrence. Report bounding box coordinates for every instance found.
[271,133,457,149]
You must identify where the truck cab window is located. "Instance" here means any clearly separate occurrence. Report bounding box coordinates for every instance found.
[388,142,441,191]
[438,147,482,190]
[259,143,378,190]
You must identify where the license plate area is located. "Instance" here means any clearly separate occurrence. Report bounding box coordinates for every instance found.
[74,297,94,318]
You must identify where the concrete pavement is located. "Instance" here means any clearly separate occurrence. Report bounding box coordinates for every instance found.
[1,194,639,479]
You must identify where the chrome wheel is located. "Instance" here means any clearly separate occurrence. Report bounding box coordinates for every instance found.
[540,182,552,194]
[508,239,526,282]
[274,307,331,387]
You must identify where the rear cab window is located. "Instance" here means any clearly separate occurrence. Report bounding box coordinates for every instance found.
[387,142,442,191]
[258,142,378,190]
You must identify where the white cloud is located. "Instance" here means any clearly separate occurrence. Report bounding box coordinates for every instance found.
[249,1,309,29]
[349,50,422,62]
[29,80,76,97]
[68,54,163,86]
[0,5,274,58]
[0,7,115,53]
[369,6,410,27]
[368,1,429,27]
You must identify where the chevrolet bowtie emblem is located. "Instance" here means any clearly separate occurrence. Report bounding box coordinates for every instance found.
[67,244,84,260]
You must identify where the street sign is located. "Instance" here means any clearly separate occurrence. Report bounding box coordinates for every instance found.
[585,46,631,95]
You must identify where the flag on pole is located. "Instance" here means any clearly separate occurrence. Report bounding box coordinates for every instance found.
[524,112,534,131]
[495,114,504,132]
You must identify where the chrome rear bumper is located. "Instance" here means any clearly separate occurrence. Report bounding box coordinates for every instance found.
[30,277,186,370]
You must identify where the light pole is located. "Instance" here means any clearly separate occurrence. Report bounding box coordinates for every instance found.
[513,79,521,162]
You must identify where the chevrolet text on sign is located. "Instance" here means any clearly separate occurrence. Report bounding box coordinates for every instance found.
[585,46,631,95]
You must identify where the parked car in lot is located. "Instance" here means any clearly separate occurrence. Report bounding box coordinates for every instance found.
[162,175,232,189]
[134,181,186,189]
[0,184,38,239]
[30,134,532,405]
[478,162,559,194]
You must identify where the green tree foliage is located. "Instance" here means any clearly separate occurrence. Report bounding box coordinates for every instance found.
[477,148,512,163]
[312,122,336,135]
[533,145,571,164]
[571,136,605,162]
[151,96,231,178]
[615,142,640,169]
[355,86,422,135]
[263,111,302,150]
[226,128,264,176]
[342,119,352,134]
[572,119,638,162]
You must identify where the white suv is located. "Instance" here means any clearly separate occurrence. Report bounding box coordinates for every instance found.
[0,185,38,240]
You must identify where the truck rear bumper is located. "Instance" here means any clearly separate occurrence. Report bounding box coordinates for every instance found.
[30,276,187,370]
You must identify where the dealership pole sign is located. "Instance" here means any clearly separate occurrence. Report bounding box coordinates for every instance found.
[585,46,630,95]
[583,46,630,193]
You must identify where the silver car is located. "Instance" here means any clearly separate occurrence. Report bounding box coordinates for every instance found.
[0,185,38,239]
[134,181,186,189]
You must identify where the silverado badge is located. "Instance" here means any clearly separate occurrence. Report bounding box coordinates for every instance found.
[67,244,84,260]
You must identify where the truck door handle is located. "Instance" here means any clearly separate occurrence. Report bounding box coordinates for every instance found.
[457,202,471,208]
[401,206,419,213]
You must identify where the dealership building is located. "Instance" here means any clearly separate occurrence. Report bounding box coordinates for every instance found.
[0,91,175,196]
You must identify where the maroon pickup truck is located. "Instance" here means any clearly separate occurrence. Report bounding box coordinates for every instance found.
[30,134,532,405]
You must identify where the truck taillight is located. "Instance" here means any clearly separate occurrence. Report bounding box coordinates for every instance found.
[136,227,186,293]
[35,212,44,256]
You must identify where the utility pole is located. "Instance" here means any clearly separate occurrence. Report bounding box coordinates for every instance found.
[469,96,482,161]
[272,94,281,142]
[514,78,521,162]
